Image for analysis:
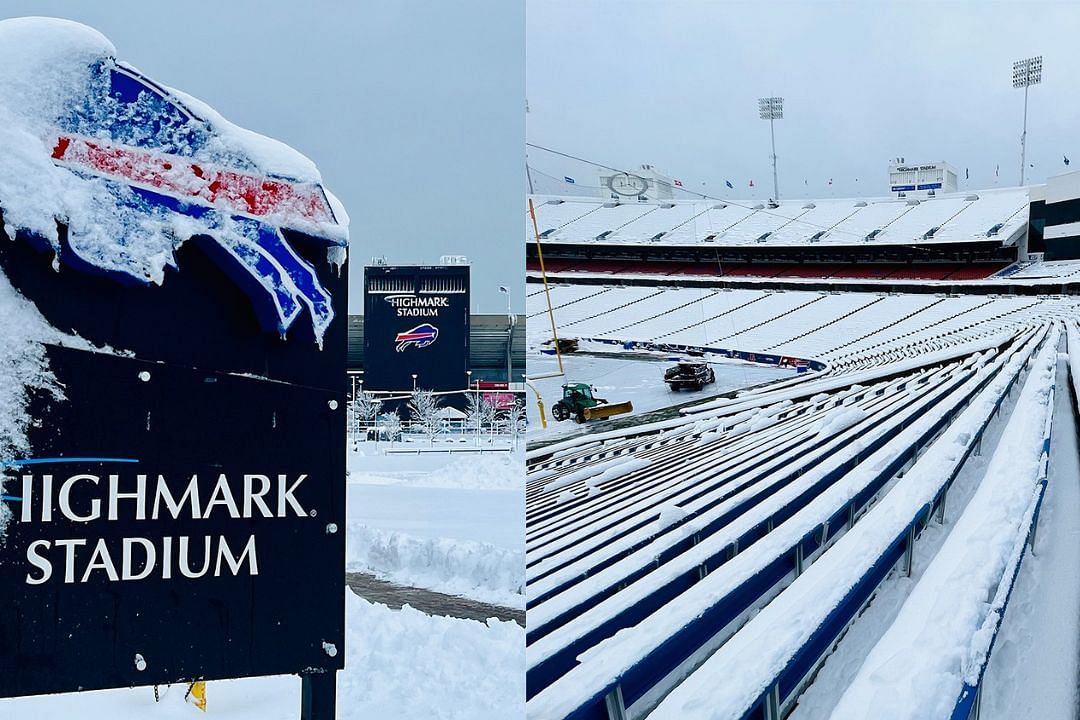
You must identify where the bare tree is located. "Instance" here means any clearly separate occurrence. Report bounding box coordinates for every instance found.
[353,391,383,436]
[381,408,402,448]
[465,391,498,444]
[508,402,526,451]
[409,390,442,445]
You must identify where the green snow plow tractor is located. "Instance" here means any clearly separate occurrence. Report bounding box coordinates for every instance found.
[550,383,633,424]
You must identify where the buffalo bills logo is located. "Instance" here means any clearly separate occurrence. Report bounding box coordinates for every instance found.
[394,324,439,352]
[1,42,346,343]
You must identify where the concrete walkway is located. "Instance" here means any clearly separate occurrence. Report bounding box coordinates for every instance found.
[346,572,525,626]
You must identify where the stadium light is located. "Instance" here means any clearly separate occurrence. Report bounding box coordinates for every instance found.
[1012,56,1042,186]
[758,96,783,201]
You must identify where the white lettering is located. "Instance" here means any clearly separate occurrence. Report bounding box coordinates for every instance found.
[122,537,157,581]
[81,538,119,583]
[59,474,100,522]
[243,475,273,518]
[178,536,211,579]
[108,474,146,521]
[25,540,51,584]
[204,474,241,519]
[215,535,258,577]
[55,538,86,583]
[278,474,307,517]
[153,474,201,519]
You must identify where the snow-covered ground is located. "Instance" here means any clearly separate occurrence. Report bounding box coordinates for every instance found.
[2,591,525,720]
[525,349,791,443]
[347,447,525,608]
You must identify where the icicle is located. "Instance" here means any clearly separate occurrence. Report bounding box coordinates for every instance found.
[327,245,347,276]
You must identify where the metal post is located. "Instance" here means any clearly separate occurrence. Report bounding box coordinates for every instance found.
[763,683,782,720]
[770,116,779,202]
[604,684,628,720]
[903,525,916,577]
[1020,83,1029,186]
[301,672,337,720]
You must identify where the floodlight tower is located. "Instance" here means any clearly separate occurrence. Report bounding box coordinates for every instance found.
[1012,56,1042,186]
[759,96,783,201]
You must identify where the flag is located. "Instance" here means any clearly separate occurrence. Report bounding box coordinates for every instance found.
[749,179,755,187]
[564,176,576,184]
[1066,156,1071,166]
[725,180,733,189]
[674,179,683,187]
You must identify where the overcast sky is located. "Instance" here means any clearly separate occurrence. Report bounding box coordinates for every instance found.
[527,1,1080,202]
[2,0,523,314]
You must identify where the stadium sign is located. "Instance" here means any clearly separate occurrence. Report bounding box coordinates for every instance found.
[607,172,650,197]
[364,265,470,397]
[0,20,345,718]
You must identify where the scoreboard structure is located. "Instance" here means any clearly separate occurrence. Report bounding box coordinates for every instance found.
[363,264,471,394]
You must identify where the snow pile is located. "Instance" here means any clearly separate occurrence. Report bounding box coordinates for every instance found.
[346,524,523,608]
[420,453,524,490]
[815,406,868,438]
[0,17,347,338]
[340,593,525,720]
[655,503,689,532]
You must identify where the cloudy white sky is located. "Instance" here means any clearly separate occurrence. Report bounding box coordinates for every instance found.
[527,1,1080,201]
[2,0,524,314]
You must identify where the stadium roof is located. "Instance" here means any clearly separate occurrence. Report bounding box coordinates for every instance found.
[527,187,1030,249]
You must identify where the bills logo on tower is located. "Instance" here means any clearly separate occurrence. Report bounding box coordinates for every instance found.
[395,323,439,352]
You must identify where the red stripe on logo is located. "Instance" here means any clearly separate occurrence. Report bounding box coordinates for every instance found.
[51,135,336,226]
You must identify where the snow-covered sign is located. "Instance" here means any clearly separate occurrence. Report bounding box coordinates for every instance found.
[0,19,347,713]
[0,17,348,341]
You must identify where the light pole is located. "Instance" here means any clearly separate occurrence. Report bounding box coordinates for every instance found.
[499,286,513,388]
[467,369,478,445]
[411,373,418,392]
[1013,56,1042,186]
[758,96,783,202]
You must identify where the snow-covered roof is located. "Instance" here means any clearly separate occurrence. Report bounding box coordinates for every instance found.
[527,187,1030,248]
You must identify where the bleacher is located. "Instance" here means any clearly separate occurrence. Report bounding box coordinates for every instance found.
[526,283,1079,375]
[526,327,1058,720]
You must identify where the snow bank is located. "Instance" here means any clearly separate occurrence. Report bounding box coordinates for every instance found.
[340,592,525,719]
[346,523,524,609]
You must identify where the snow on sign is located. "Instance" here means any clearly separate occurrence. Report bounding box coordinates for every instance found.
[0,17,347,343]
[0,18,347,717]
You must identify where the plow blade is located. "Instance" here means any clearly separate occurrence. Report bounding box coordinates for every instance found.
[584,401,634,421]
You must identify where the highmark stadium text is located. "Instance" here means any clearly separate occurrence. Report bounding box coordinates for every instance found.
[10,469,310,585]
